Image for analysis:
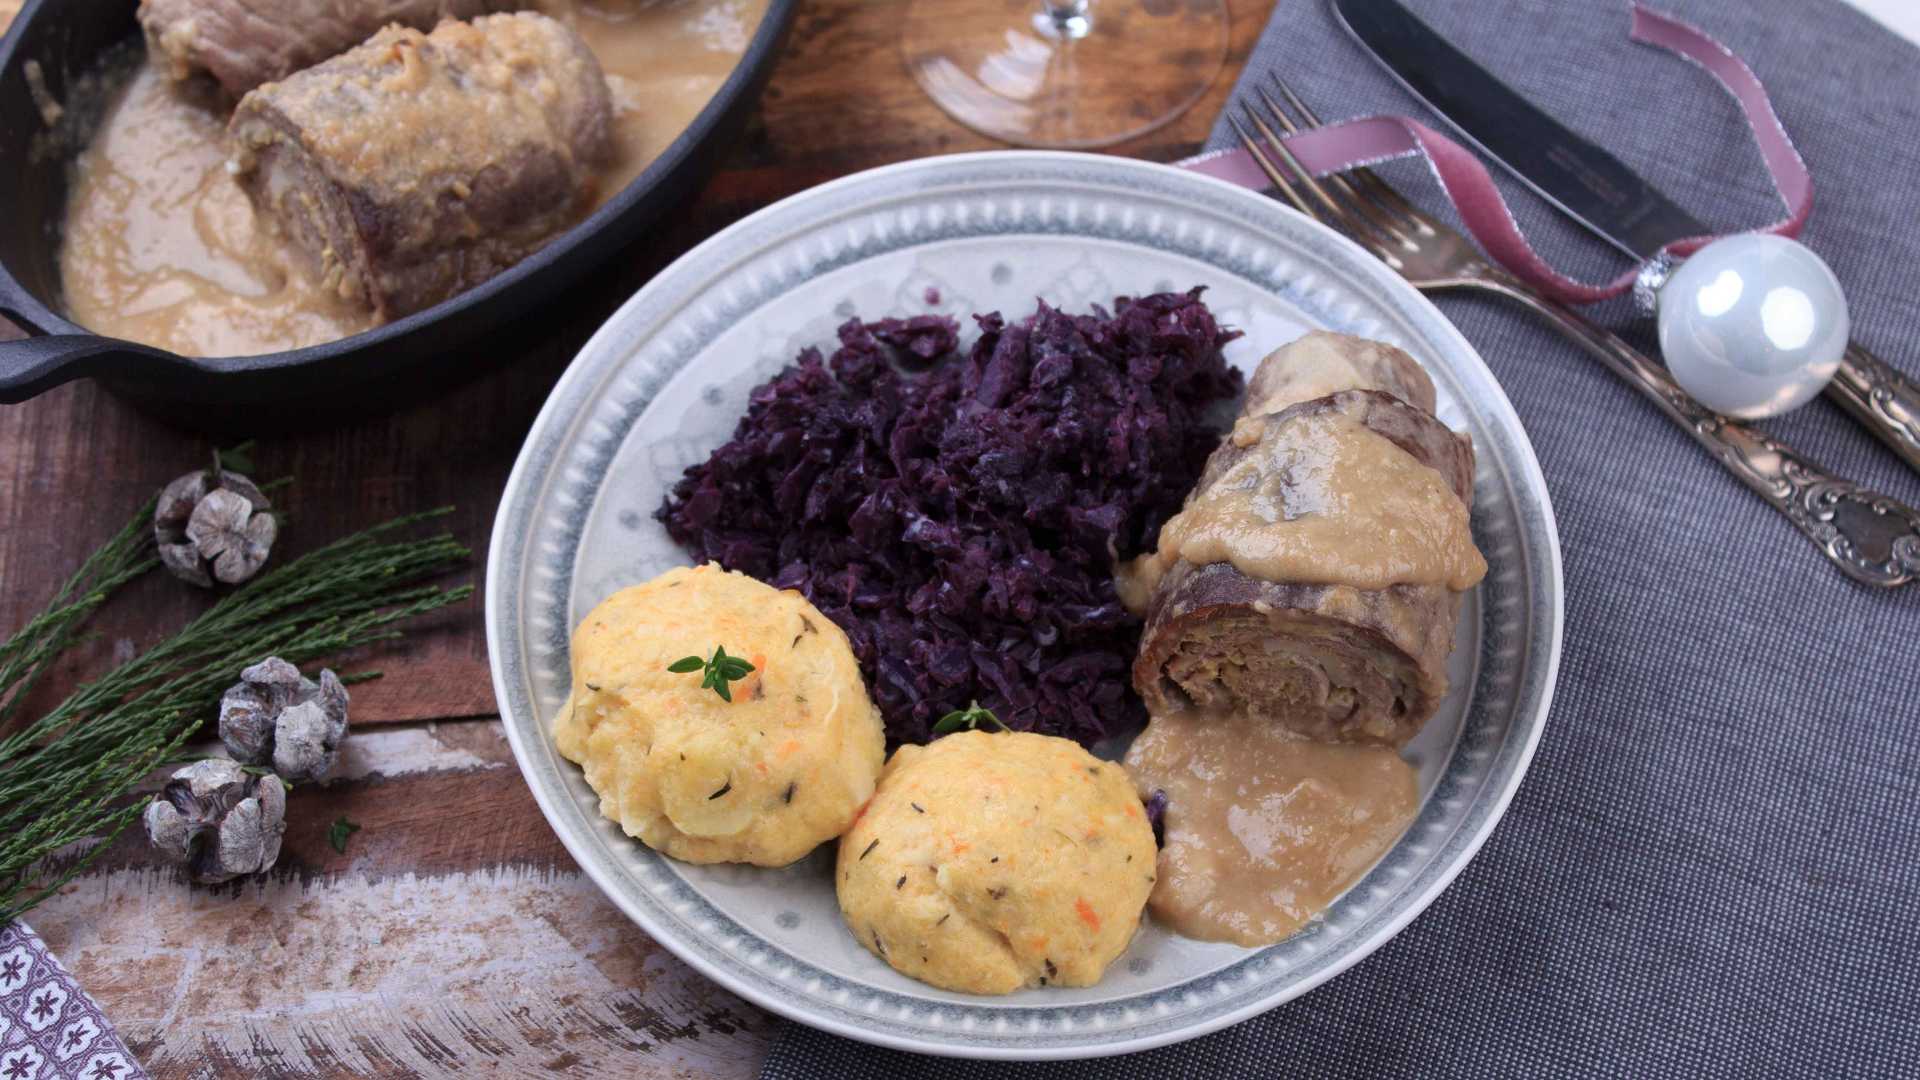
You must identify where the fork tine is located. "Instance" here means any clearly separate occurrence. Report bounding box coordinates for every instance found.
[1226,113,1315,218]
[1234,108,1400,267]
[1240,104,1343,221]
[1254,85,1364,199]
[1272,75,1435,236]
[1256,82,1416,248]
[1273,77,1332,130]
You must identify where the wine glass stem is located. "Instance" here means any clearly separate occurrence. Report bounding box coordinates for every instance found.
[1038,0,1093,40]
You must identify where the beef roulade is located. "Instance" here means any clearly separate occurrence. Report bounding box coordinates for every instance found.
[228,13,611,320]
[1240,329,1438,416]
[138,0,524,98]
[1125,334,1486,748]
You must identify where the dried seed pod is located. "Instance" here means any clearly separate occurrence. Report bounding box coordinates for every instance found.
[143,759,287,884]
[154,461,276,587]
[218,657,350,783]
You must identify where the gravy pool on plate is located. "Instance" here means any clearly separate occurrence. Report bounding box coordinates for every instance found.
[1123,709,1418,947]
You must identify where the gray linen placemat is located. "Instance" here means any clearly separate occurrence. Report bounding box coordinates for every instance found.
[764,1,1920,1075]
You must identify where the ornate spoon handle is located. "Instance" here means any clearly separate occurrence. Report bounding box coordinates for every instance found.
[1475,273,1920,588]
[1827,341,1920,478]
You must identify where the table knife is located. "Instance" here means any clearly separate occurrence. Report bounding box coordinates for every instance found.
[1331,0,1920,477]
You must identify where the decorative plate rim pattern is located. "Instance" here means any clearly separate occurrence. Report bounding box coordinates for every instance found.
[486,151,1565,1060]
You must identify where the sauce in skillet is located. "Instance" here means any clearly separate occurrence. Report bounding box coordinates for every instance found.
[58,0,768,357]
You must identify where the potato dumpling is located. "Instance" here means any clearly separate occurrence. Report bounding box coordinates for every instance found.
[553,562,884,867]
[836,730,1156,994]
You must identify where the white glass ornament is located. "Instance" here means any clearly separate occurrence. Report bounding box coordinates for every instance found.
[1654,233,1849,419]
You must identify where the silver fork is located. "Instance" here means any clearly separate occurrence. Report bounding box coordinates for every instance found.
[1232,79,1920,589]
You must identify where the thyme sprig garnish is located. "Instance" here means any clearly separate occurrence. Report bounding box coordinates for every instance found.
[0,502,471,923]
[668,646,754,702]
[932,701,1008,735]
[328,815,362,854]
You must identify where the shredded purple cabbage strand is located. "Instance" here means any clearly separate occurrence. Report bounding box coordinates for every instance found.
[659,290,1242,747]
[1145,788,1169,844]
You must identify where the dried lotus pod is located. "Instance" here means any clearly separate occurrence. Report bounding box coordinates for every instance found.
[143,759,287,884]
[154,461,277,587]
[218,656,350,783]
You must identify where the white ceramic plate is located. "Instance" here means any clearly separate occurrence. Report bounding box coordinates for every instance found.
[487,151,1564,1060]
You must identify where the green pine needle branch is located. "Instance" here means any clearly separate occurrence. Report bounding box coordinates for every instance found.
[0,501,471,922]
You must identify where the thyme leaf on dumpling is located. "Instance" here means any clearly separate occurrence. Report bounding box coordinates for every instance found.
[667,646,755,702]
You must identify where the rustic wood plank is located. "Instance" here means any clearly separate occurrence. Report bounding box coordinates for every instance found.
[29,719,778,1079]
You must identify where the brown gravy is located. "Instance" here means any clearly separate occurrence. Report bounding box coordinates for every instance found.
[58,0,767,357]
[1117,410,1486,608]
[1124,708,1417,946]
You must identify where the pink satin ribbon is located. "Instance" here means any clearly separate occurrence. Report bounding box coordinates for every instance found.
[1183,4,1811,305]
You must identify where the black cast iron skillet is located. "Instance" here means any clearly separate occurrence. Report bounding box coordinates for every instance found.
[0,0,796,429]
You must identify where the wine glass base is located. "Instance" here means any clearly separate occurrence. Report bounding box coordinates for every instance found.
[903,0,1230,150]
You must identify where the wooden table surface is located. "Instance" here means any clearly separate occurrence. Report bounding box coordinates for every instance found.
[0,2,1276,1076]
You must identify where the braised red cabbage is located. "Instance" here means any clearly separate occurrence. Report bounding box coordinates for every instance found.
[659,290,1242,746]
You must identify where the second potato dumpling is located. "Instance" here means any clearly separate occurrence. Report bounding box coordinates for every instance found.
[837,731,1156,994]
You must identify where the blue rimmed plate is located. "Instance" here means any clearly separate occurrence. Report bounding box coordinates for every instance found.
[487,151,1563,1060]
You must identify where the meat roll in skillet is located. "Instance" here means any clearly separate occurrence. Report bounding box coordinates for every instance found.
[227,12,612,320]
[139,0,523,97]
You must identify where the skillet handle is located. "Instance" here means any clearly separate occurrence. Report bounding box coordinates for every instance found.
[0,334,182,404]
